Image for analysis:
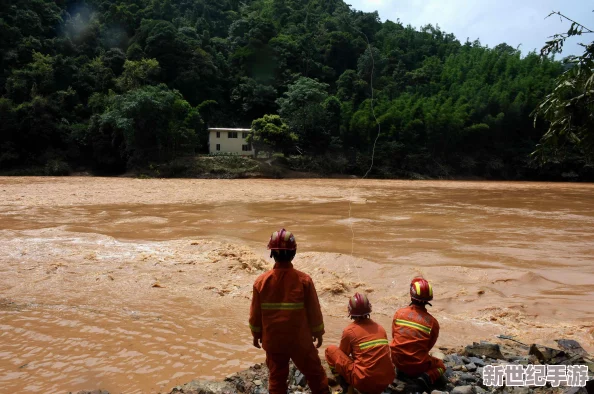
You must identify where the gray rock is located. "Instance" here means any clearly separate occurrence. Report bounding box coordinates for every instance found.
[506,356,522,361]
[469,357,486,367]
[556,339,588,356]
[466,363,477,372]
[293,370,307,387]
[451,385,474,394]
[528,344,565,363]
[463,343,505,360]
[431,391,447,394]
[444,368,455,379]
[475,387,486,394]
[563,388,588,394]
[511,388,532,394]
[169,380,236,394]
[449,354,464,365]
[476,367,483,377]
[461,357,471,364]
[460,373,479,382]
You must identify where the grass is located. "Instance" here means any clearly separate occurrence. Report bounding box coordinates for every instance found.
[136,155,287,179]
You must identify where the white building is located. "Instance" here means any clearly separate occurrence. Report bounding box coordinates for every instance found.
[208,128,255,157]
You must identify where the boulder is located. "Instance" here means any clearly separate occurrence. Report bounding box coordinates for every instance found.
[463,343,504,360]
[528,344,565,363]
[465,363,477,372]
[556,339,589,356]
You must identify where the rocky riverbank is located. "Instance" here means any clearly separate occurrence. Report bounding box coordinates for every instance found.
[71,339,593,394]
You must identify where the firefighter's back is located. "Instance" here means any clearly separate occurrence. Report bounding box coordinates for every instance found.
[348,319,395,389]
[255,266,312,352]
[390,304,438,369]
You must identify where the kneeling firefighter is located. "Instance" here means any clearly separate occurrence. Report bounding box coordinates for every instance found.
[390,277,445,389]
[325,293,396,394]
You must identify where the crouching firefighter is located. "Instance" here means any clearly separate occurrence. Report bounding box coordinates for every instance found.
[249,229,329,394]
[325,293,395,394]
[390,277,445,390]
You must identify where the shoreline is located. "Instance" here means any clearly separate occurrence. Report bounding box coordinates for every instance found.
[72,339,594,394]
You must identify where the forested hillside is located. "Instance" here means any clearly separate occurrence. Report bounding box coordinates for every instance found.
[0,0,589,179]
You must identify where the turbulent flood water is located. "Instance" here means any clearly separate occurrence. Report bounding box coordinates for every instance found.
[0,177,593,393]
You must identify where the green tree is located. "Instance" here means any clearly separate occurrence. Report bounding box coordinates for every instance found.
[276,76,330,153]
[116,59,160,91]
[248,114,296,157]
[89,84,200,170]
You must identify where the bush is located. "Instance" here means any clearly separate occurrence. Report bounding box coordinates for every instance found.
[44,159,71,176]
[286,154,350,175]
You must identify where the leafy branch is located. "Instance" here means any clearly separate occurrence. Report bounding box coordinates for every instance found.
[540,11,594,57]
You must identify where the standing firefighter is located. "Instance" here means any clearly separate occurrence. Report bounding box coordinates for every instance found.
[249,229,328,394]
[325,293,395,394]
[390,277,445,390]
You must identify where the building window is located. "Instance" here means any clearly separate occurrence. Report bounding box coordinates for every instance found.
[242,132,249,138]
[228,132,238,138]
[216,131,220,138]
[216,144,221,151]
[242,144,251,151]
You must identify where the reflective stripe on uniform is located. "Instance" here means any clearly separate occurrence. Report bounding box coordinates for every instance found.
[311,323,324,332]
[359,339,389,350]
[249,324,261,332]
[261,302,304,310]
[395,319,431,334]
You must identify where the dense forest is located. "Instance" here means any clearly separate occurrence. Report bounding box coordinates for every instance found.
[0,0,591,179]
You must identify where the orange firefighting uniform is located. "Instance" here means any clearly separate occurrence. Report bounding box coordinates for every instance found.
[325,319,396,394]
[390,304,445,383]
[249,262,328,394]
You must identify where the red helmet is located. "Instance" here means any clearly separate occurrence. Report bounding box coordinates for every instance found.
[348,293,372,317]
[267,229,297,250]
[410,277,433,302]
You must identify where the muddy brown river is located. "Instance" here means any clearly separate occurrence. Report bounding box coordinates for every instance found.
[0,177,593,393]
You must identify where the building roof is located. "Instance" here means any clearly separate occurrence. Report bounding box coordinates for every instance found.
[208,128,251,131]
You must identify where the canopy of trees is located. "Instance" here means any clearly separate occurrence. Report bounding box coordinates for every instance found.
[532,11,594,169]
[0,0,590,179]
